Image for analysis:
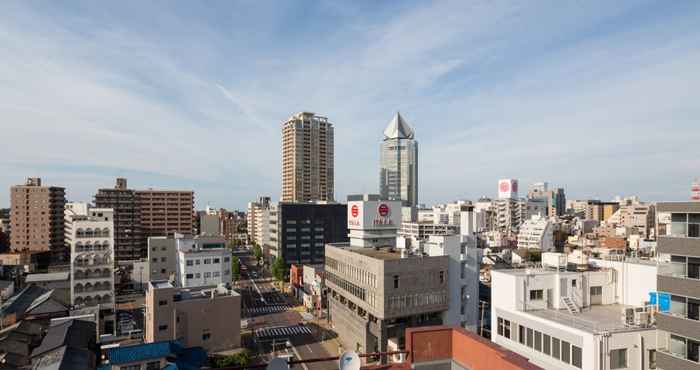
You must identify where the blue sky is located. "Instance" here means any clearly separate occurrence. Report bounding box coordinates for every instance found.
[1,1,698,210]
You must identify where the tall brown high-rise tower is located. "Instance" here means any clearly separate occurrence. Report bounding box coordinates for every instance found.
[10,177,66,260]
[281,112,334,202]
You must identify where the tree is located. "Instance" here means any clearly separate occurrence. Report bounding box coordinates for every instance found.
[214,350,251,368]
[253,244,263,262]
[231,255,240,282]
[271,256,286,282]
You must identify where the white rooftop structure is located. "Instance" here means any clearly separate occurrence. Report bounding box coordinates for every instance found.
[383,112,414,139]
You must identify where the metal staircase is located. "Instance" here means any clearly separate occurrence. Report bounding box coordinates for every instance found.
[561,296,580,314]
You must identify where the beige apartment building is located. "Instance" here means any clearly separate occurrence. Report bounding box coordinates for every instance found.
[145,281,241,352]
[137,189,194,238]
[9,178,66,261]
[281,112,334,202]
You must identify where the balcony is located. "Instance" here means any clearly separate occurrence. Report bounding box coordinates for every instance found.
[657,350,700,370]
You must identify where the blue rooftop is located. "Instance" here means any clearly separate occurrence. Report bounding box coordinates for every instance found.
[103,341,206,369]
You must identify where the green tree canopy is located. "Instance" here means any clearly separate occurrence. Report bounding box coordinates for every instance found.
[253,244,263,261]
[271,256,286,282]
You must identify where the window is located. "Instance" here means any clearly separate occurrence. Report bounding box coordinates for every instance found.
[204,258,211,264]
[561,341,570,364]
[161,257,166,262]
[186,274,194,279]
[204,272,211,278]
[159,324,168,331]
[572,279,577,287]
[202,333,211,341]
[529,290,544,301]
[213,271,220,277]
[439,271,444,284]
[572,345,582,368]
[518,325,525,345]
[543,334,551,355]
[224,270,230,276]
[497,318,510,339]
[610,348,627,369]
[534,331,542,351]
[393,275,399,289]
[689,298,700,320]
[552,338,560,359]
[689,339,700,362]
[196,259,201,265]
[649,349,656,369]
[158,300,167,306]
[146,361,161,370]
[186,260,193,266]
[526,328,533,348]
[224,257,230,262]
[213,258,220,263]
[152,258,158,262]
[689,257,700,279]
[195,273,201,279]
[161,269,166,274]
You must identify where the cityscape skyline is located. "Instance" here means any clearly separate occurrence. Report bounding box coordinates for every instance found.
[1,1,699,209]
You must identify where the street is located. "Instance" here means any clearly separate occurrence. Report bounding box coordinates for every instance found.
[236,248,338,370]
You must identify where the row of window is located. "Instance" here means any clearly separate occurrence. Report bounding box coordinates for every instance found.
[668,293,700,321]
[497,317,585,369]
[325,257,377,288]
[387,292,447,311]
[185,257,227,266]
[668,213,700,238]
[326,271,367,302]
[185,271,226,279]
[668,333,700,363]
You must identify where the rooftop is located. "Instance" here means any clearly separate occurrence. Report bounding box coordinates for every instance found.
[527,304,652,333]
[25,272,70,283]
[150,281,239,300]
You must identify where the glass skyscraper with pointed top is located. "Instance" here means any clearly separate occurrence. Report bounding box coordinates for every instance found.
[379,112,418,207]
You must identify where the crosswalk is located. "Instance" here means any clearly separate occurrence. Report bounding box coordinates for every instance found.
[256,325,312,338]
[246,305,290,315]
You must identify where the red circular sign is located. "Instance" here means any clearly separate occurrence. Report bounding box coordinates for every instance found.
[499,181,510,192]
[378,204,390,217]
[351,205,359,218]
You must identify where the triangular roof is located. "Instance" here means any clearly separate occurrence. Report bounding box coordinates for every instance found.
[383,112,414,140]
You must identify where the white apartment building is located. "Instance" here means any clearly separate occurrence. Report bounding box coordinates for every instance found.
[65,202,116,334]
[176,240,232,288]
[247,196,271,246]
[491,253,658,370]
[517,215,555,252]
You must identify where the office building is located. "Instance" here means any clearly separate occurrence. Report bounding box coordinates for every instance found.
[517,215,555,252]
[326,195,450,358]
[491,254,658,370]
[546,188,566,217]
[9,178,66,261]
[94,178,143,261]
[528,182,549,200]
[399,222,459,240]
[380,112,418,207]
[136,188,194,238]
[281,112,334,203]
[145,281,241,352]
[656,202,700,369]
[65,202,116,334]
[247,196,271,246]
[148,234,230,288]
[265,202,348,265]
[617,204,656,238]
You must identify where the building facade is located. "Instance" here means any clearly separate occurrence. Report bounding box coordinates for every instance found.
[65,202,115,334]
[10,178,66,261]
[94,178,143,262]
[136,189,194,238]
[517,215,555,252]
[148,234,231,288]
[547,188,566,217]
[266,202,348,265]
[145,281,241,352]
[491,255,658,370]
[281,112,334,202]
[656,202,700,370]
[247,196,271,246]
[380,113,418,207]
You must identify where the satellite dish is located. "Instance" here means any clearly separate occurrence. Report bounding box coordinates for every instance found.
[267,357,289,370]
[338,351,361,370]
